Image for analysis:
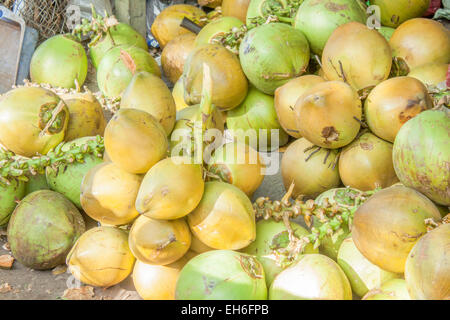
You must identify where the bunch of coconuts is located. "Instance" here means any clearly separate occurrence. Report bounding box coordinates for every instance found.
[0,0,448,301]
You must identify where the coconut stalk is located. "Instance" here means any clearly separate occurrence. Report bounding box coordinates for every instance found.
[0,136,104,187]
[247,0,303,28]
[253,184,377,267]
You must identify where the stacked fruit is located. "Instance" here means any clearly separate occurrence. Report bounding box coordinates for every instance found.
[0,0,448,301]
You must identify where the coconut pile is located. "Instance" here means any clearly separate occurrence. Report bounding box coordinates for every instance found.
[0,0,449,301]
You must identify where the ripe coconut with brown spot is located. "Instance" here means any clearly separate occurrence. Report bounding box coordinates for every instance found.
[120,71,176,135]
[274,75,325,139]
[295,81,362,149]
[339,132,399,191]
[364,76,433,143]
[128,215,191,265]
[322,22,392,92]
[281,138,341,199]
[390,18,450,70]
[104,108,168,174]
[161,33,196,84]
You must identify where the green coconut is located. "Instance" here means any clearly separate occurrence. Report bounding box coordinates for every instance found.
[24,174,50,196]
[226,86,289,151]
[89,23,148,69]
[7,190,85,270]
[239,23,310,94]
[337,237,400,297]
[293,0,367,55]
[313,188,362,260]
[393,110,450,206]
[194,16,244,49]
[269,254,352,300]
[175,250,267,300]
[242,219,318,287]
[0,180,26,227]
[46,137,104,208]
[369,0,430,28]
[30,35,87,89]
[97,45,161,99]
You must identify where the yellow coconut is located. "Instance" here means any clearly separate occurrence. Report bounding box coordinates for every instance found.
[66,226,135,287]
[129,215,191,265]
[135,156,204,220]
[161,33,197,84]
[104,108,168,174]
[80,162,142,226]
[120,71,176,135]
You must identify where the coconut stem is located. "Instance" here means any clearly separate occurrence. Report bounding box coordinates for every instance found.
[253,187,377,266]
[0,136,104,187]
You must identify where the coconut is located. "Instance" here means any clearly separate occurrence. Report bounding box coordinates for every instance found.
[295,81,362,149]
[161,33,196,84]
[97,45,161,99]
[151,4,206,48]
[352,185,442,273]
[104,109,168,174]
[269,254,352,300]
[0,180,26,227]
[322,22,392,92]
[30,35,87,89]
[8,190,85,270]
[0,87,69,157]
[66,226,135,287]
[135,156,204,220]
[80,162,142,226]
[362,279,411,300]
[405,224,450,300]
[242,219,318,287]
[364,76,433,143]
[274,75,325,139]
[227,86,289,151]
[120,71,176,135]
[390,18,450,70]
[46,137,104,208]
[223,0,252,22]
[194,16,244,49]
[60,91,106,142]
[393,110,450,206]
[172,78,190,111]
[293,0,367,55]
[175,250,267,300]
[207,141,265,196]
[339,132,399,191]
[183,44,248,111]
[408,63,449,87]
[129,215,191,265]
[337,237,400,297]
[239,23,310,95]
[370,0,431,27]
[281,138,341,199]
[89,22,148,69]
[187,181,256,250]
